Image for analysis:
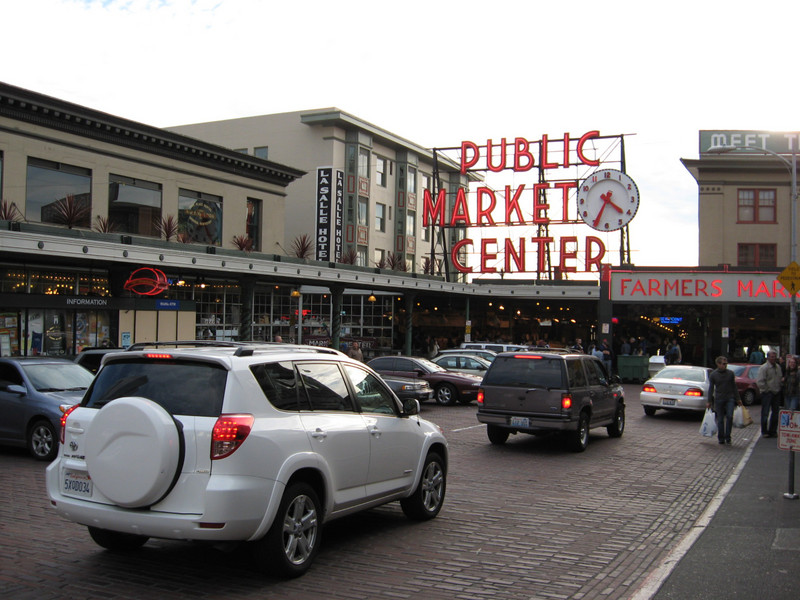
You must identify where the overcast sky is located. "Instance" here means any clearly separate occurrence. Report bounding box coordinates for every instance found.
[4,0,800,272]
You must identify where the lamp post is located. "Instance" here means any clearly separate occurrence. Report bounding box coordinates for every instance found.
[708,144,798,355]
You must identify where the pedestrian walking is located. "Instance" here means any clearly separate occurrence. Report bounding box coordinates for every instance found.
[707,356,742,445]
[756,350,783,437]
[784,355,800,411]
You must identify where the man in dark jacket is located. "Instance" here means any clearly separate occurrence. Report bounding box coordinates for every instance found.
[707,356,742,445]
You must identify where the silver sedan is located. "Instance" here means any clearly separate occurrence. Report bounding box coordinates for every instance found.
[431,353,492,376]
[640,365,712,415]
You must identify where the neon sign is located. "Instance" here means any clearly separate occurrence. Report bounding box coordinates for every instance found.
[124,267,169,296]
[428,131,636,275]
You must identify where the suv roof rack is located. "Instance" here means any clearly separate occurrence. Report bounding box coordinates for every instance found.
[126,340,344,358]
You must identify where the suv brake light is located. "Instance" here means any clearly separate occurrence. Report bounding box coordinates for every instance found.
[477,389,484,405]
[212,414,254,459]
[561,393,572,409]
[60,404,80,443]
[145,352,174,359]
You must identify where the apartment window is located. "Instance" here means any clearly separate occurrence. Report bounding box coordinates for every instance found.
[358,148,370,179]
[178,188,222,246]
[374,248,385,267]
[233,148,247,154]
[422,173,431,193]
[108,174,162,236]
[375,203,386,232]
[738,243,777,268]
[406,211,416,234]
[738,189,776,223]
[422,224,431,243]
[357,197,368,226]
[376,157,387,187]
[26,158,91,227]
[407,166,417,194]
[357,246,367,267]
[254,146,269,160]
[246,198,262,251]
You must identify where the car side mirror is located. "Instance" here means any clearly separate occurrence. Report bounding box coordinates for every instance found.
[6,384,26,395]
[403,399,420,416]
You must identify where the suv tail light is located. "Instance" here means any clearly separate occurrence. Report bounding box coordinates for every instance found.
[477,389,485,405]
[561,393,572,410]
[60,404,80,443]
[211,414,254,459]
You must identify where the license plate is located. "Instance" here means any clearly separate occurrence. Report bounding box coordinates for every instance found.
[62,469,93,499]
[510,416,530,428]
[662,398,676,406]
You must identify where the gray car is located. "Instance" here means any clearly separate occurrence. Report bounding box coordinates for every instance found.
[476,350,625,452]
[0,357,94,460]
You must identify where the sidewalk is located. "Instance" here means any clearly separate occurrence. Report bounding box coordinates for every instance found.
[643,430,800,599]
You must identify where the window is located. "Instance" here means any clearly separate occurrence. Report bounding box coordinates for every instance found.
[246,198,261,251]
[297,362,354,412]
[738,243,777,268]
[406,211,416,234]
[178,189,222,245]
[738,189,776,223]
[108,174,162,236]
[358,148,370,179]
[357,197,368,226]
[374,248,385,267]
[254,146,268,159]
[344,365,397,414]
[407,166,417,194]
[26,158,91,227]
[376,157,387,187]
[375,203,386,232]
[251,361,299,410]
[422,173,431,193]
[357,247,367,267]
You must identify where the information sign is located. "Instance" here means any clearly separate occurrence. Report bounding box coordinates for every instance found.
[778,410,800,450]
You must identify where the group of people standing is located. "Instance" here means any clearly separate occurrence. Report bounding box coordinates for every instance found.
[707,349,800,446]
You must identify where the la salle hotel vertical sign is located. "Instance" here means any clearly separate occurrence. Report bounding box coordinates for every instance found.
[316,167,344,261]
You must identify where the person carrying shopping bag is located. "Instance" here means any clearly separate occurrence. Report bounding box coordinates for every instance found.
[707,356,742,445]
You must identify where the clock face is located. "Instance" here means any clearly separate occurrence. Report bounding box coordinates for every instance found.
[577,169,640,231]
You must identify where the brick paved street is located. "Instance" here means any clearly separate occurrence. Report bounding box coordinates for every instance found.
[0,384,758,599]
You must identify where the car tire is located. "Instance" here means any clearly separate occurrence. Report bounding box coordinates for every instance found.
[400,451,446,520]
[487,424,510,445]
[88,526,149,551]
[434,383,457,406]
[569,411,590,452]
[254,481,321,579]
[28,419,58,461]
[742,389,756,406]
[643,406,657,416]
[607,403,625,438]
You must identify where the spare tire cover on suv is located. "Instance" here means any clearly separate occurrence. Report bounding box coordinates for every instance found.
[84,396,183,508]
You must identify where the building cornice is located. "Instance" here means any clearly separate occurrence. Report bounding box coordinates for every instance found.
[0,81,306,187]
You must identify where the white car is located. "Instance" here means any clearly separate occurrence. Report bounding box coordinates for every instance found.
[431,353,492,375]
[47,341,447,578]
[640,365,712,415]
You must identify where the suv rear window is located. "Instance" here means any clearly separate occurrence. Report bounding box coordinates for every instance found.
[482,355,566,389]
[83,359,227,417]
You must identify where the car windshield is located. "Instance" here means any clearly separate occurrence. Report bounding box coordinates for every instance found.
[654,367,706,383]
[728,365,746,376]
[22,363,95,392]
[415,357,445,373]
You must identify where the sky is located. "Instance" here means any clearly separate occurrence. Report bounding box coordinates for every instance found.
[3,0,800,273]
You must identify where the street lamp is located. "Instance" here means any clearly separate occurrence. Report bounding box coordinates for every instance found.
[708,144,798,355]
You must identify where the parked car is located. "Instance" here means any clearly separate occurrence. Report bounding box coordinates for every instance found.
[476,350,625,452]
[367,356,483,406]
[640,365,713,415]
[460,341,529,353]
[47,341,448,578]
[0,357,95,460]
[431,353,492,376]
[727,363,761,406]
[73,347,124,374]
[382,374,435,404]
[648,355,667,378]
[437,348,497,363]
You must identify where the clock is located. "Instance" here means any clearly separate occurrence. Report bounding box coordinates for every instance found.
[577,169,640,231]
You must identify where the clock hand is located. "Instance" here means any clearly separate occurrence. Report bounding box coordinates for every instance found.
[592,200,608,228]
[602,190,623,213]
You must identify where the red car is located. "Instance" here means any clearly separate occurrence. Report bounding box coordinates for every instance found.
[727,363,761,406]
[367,356,483,406]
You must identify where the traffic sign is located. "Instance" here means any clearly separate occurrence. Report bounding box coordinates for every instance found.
[778,261,800,295]
[778,409,800,450]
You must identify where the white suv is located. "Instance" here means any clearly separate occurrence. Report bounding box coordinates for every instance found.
[46,341,447,578]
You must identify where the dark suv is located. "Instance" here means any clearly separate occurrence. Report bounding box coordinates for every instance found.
[476,350,625,452]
